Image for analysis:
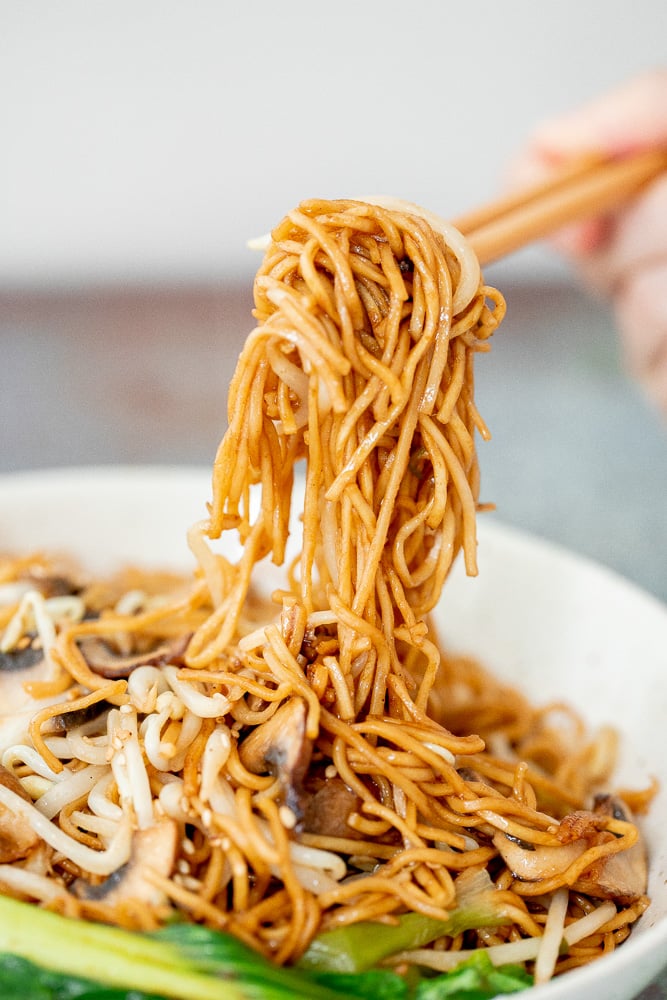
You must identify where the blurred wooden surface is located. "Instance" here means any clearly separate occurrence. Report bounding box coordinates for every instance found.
[0,284,250,467]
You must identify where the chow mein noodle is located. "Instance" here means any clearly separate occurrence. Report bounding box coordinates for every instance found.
[0,199,652,988]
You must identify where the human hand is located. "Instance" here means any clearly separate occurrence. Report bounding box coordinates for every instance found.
[510,70,667,414]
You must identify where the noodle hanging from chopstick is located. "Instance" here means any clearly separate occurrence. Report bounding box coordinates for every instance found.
[190,199,504,705]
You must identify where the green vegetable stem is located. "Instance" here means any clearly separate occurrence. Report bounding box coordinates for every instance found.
[0,889,531,1000]
[0,894,342,1000]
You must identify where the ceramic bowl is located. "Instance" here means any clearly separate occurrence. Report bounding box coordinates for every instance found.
[1,465,665,1000]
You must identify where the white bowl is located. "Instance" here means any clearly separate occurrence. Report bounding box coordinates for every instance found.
[1,465,665,1000]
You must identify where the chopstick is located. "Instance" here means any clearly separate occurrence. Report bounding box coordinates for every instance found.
[453,148,667,266]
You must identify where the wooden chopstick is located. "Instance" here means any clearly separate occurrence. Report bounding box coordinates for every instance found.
[454,148,667,266]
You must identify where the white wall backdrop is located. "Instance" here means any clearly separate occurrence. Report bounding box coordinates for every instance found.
[1,0,665,287]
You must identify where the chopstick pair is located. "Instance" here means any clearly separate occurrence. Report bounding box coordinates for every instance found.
[453,147,667,266]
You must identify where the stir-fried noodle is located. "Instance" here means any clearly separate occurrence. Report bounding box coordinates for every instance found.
[0,199,652,985]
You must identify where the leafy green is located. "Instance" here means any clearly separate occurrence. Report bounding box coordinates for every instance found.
[0,893,529,1000]
[0,895,345,1000]
[415,952,532,999]
[157,925,409,1000]
[0,894,410,1000]
[308,969,410,1000]
[151,922,392,998]
[0,951,165,1000]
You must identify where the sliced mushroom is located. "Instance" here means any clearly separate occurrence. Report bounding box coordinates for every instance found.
[238,698,312,821]
[574,795,648,904]
[21,573,80,599]
[457,767,485,783]
[302,776,363,839]
[0,642,61,748]
[494,830,587,882]
[0,764,40,862]
[73,817,178,906]
[77,634,190,679]
[494,795,648,904]
[49,701,110,733]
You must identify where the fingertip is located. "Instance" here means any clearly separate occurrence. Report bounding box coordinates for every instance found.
[552,218,610,257]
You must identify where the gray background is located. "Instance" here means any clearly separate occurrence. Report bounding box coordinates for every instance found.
[2,0,667,289]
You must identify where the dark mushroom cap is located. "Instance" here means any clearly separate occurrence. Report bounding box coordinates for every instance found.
[239,698,313,821]
[0,641,44,673]
[77,634,190,679]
